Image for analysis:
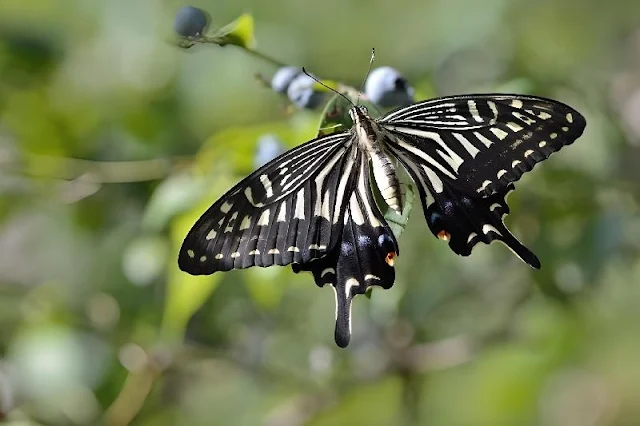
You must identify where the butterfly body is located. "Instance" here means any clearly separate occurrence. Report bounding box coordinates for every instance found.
[351,105,404,215]
[179,94,586,347]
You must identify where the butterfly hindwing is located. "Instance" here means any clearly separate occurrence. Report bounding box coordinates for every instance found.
[391,146,540,267]
[293,155,399,347]
[179,132,357,274]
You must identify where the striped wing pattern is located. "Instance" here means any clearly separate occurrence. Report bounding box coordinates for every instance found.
[179,92,586,347]
[381,94,586,196]
[179,132,358,274]
[293,155,398,347]
[382,95,586,268]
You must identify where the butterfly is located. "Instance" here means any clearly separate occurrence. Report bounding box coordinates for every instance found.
[179,94,586,347]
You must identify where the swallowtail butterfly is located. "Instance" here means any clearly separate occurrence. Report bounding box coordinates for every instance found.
[179,94,586,347]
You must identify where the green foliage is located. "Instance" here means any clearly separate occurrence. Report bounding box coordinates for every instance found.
[318,93,355,135]
[1,1,640,425]
[212,13,256,49]
[162,208,222,342]
[382,181,416,240]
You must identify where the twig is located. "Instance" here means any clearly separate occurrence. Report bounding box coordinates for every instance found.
[104,366,159,426]
[12,154,192,184]
[194,35,288,68]
[104,348,173,426]
[185,35,366,101]
[242,48,288,68]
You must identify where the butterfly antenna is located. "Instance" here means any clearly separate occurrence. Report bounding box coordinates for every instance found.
[356,48,376,106]
[302,67,355,107]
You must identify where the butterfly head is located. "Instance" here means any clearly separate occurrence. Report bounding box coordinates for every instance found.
[348,105,370,123]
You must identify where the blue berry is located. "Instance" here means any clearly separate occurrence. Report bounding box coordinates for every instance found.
[287,74,325,109]
[174,6,209,37]
[254,134,285,169]
[365,67,415,108]
[271,66,302,93]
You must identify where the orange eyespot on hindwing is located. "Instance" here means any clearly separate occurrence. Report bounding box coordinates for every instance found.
[437,230,451,241]
[385,251,397,266]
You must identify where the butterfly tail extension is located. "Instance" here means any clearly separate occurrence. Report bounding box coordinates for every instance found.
[471,186,541,268]
[428,185,541,269]
[294,216,397,347]
[293,155,398,347]
[392,147,540,268]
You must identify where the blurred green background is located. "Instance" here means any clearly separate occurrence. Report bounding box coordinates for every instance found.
[1,0,640,425]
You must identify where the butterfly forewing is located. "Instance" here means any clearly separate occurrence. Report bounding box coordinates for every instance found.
[179,132,357,275]
[381,94,586,196]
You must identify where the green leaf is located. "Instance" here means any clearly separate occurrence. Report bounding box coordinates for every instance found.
[159,175,241,342]
[142,173,209,232]
[384,181,415,239]
[195,119,317,175]
[318,94,352,136]
[161,206,223,342]
[245,268,287,311]
[365,287,373,299]
[213,13,256,49]
[371,169,416,239]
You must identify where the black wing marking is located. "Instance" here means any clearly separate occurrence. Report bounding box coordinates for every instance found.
[293,156,399,347]
[179,132,359,275]
[391,146,539,267]
[380,94,586,196]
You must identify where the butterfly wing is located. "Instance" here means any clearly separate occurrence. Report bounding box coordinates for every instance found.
[381,94,585,195]
[382,94,586,267]
[293,154,399,347]
[179,132,360,275]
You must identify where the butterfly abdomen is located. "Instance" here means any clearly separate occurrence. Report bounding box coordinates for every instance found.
[370,151,403,214]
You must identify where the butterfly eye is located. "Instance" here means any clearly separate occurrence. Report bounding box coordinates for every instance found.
[437,230,451,241]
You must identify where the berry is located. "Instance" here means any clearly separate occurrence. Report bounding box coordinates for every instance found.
[365,67,415,108]
[287,74,325,109]
[174,6,209,37]
[254,134,285,169]
[271,66,301,93]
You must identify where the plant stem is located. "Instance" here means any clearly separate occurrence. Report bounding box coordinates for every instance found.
[242,48,287,68]
[195,35,287,68]
[17,155,191,183]
[187,34,367,98]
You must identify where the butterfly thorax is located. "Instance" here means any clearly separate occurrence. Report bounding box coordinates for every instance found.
[349,106,404,215]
